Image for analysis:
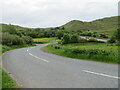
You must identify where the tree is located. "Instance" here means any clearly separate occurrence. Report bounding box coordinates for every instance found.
[115,29,120,42]
[2,32,24,45]
[62,34,70,44]
[108,36,116,43]
[56,31,63,39]
[22,36,33,44]
[61,27,65,30]
[70,34,79,43]
[108,29,120,43]
[2,24,17,34]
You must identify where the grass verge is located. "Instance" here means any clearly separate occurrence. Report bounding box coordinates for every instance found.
[0,44,36,88]
[44,43,118,64]
[2,70,19,88]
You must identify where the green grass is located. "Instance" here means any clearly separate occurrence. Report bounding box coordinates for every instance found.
[44,43,118,64]
[0,44,36,88]
[2,70,19,88]
[33,38,59,44]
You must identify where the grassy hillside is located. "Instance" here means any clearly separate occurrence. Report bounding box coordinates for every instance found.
[0,24,29,31]
[62,16,118,35]
[0,16,118,36]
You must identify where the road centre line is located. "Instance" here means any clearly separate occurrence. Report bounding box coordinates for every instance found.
[27,49,29,51]
[82,70,120,79]
[28,53,49,63]
[27,48,49,63]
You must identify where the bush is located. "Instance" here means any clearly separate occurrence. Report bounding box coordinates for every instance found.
[2,24,17,35]
[88,38,98,42]
[116,43,120,46]
[54,45,61,49]
[78,38,87,43]
[70,34,79,43]
[2,33,24,45]
[56,31,63,39]
[108,36,116,43]
[62,34,71,44]
[22,36,33,44]
[2,33,33,46]
[65,47,111,56]
[99,34,108,38]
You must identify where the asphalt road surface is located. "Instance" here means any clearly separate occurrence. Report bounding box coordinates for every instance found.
[2,44,119,88]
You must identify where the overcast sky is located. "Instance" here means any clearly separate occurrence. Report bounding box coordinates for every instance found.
[1,0,119,28]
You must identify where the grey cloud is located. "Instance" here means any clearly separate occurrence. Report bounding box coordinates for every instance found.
[1,0,119,28]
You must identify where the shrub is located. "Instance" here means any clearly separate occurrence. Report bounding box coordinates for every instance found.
[22,36,33,44]
[2,33,32,46]
[2,33,14,45]
[70,34,79,43]
[2,33,24,45]
[56,31,63,39]
[88,38,98,42]
[78,38,87,43]
[64,47,112,56]
[116,43,120,46]
[71,48,85,54]
[62,34,71,44]
[99,34,108,38]
[108,36,116,43]
[2,24,17,35]
[54,46,60,49]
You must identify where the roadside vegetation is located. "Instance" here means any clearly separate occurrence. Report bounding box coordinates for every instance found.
[45,43,118,64]
[44,29,120,64]
[2,70,19,88]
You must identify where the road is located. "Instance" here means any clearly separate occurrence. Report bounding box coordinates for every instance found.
[2,44,119,88]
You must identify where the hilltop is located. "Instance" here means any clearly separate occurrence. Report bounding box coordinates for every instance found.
[61,16,118,35]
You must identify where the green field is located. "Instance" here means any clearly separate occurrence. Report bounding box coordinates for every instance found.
[44,43,118,64]
[33,38,59,44]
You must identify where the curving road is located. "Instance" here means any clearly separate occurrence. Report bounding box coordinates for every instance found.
[2,44,119,88]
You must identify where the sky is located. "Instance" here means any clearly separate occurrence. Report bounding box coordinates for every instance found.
[0,0,119,28]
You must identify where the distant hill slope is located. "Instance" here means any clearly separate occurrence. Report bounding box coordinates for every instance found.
[0,24,29,31]
[61,16,118,35]
[0,16,118,36]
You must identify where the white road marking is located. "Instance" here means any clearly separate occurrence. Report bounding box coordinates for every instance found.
[27,49,29,52]
[28,53,49,63]
[82,70,120,79]
[27,47,49,63]
[27,47,35,52]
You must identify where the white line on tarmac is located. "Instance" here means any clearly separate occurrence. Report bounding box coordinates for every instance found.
[27,49,29,52]
[82,70,120,79]
[28,53,49,63]
[27,48,49,63]
[27,47,35,52]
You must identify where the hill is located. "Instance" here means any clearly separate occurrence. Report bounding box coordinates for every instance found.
[0,24,29,31]
[61,16,118,35]
[0,16,118,36]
